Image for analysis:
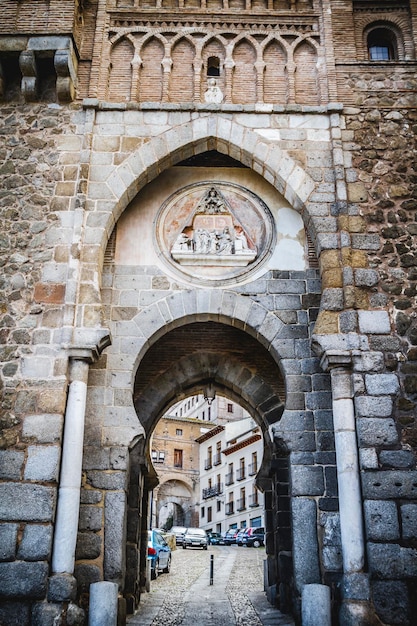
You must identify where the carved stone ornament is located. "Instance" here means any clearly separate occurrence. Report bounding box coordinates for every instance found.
[155,182,275,284]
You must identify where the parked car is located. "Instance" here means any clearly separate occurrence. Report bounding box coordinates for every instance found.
[242,527,265,548]
[236,528,248,546]
[223,529,239,545]
[147,529,172,579]
[182,527,208,549]
[218,531,228,545]
[207,532,222,545]
[170,525,187,546]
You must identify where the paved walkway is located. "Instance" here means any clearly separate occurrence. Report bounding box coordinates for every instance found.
[127,545,294,626]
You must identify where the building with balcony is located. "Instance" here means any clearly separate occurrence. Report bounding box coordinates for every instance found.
[197,417,264,535]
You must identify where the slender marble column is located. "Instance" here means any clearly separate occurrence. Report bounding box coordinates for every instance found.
[329,364,365,573]
[52,358,90,574]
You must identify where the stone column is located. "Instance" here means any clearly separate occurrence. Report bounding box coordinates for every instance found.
[321,350,371,624]
[52,358,90,577]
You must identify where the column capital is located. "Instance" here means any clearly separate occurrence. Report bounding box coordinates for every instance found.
[320,349,353,372]
[67,328,111,364]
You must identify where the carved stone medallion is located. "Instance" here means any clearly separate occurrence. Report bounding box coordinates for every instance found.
[155,182,275,284]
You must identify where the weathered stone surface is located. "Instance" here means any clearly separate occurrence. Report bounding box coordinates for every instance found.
[292,498,321,590]
[0,484,55,522]
[66,602,86,626]
[0,561,48,598]
[372,581,410,626]
[362,471,417,500]
[367,543,417,578]
[0,450,24,479]
[75,532,102,560]
[31,602,63,626]
[24,445,60,481]
[22,414,63,443]
[104,491,126,580]
[355,396,393,418]
[0,8,416,626]
[0,602,30,626]
[86,470,127,491]
[291,466,325,496]
[74,563,101,594]
[78,505,103,532]
[47,573,77,602]
[364,500,399,541]
[401,504,417,540]
[379,450,415,469]
[0,523,18,560]
[319,512,342,571]
[357,418,399,447]
[17,524,53,561]
[364,373,399,396]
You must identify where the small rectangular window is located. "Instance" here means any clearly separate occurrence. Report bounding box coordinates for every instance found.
[176,429,183,436]
[227,403,233,413]
[174,449,183,468]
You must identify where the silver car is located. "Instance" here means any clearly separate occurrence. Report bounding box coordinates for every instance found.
[182,527,208,550]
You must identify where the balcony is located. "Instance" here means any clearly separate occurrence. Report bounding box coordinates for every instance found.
[236,468,245,481]
[204,458,213,470]
[236,498,246,512]
[249,494,259,507]
[248,463,257,476]
[202,484,223,499]
[225,502,234,516]
[225,472,234,486]
[213,453,222,466]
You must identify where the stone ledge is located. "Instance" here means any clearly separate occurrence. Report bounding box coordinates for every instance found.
[83,99,344,114]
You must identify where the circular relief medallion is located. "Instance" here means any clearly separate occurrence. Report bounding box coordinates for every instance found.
[155,182,275,284]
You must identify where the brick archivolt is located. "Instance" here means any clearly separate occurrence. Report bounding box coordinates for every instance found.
[104,29,324,104]
[353,14,411,61]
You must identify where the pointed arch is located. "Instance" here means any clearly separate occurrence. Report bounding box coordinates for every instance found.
[201,38,226,100]
[85,117,317,270]
[293,40,319,105]
[263,40,288,104]
[169,38,195,102]
[139,37,165,102]
[108,38,134,102]
[232,39,257,103]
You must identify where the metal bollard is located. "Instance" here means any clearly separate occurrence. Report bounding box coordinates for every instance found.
[210,554,214,585]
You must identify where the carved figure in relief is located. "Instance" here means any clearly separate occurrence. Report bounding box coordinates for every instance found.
[204,78,224,104]
[234,225,251,252]
[170,185,257,267]
[216,227,234,254]
[194,229,211,254]
[196,187,228,215]
[173,232,192,251]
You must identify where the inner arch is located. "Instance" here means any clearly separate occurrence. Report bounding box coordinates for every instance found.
[133,321,286,437]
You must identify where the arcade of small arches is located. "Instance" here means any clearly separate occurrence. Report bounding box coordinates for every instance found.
[107,32,323,104]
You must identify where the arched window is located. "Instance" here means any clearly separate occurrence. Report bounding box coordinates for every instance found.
[207,56,220,77]
[367,27,397,61]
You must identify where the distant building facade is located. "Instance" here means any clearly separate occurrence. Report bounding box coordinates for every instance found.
[197,417,265,535]
[150,396,249,529]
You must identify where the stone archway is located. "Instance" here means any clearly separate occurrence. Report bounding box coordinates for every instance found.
[77,118,345,622]
[124,314,314,617]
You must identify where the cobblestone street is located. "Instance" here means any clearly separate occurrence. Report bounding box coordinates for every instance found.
[127,545,294,626]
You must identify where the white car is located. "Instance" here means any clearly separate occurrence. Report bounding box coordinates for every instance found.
[182,527,208,550]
